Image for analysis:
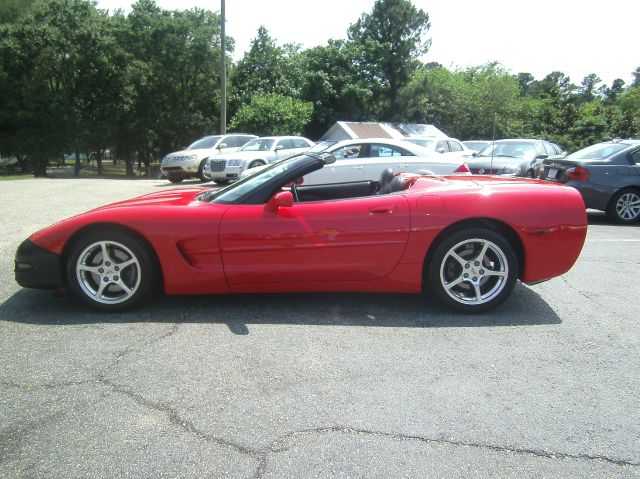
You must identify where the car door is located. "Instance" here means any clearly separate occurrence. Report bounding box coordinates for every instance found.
[361,143,417,181]
[304,144,367,185]
[219,194,411,286]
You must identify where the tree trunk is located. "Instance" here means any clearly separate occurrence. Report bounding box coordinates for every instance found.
[74,151,81,177]
[32,158,47,177]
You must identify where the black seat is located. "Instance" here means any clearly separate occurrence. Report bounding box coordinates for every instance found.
[377,169,406,195]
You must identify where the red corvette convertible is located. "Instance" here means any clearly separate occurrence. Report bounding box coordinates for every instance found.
[15,153,587,313]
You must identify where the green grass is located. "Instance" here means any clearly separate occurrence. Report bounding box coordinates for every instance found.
[0,174,33,181]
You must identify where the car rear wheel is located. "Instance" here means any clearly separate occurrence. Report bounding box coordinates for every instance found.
[607,188,640,224]
[426,228,518,313]
[167,174,183,183]
[248,160,265,169]
[66,230,158,311]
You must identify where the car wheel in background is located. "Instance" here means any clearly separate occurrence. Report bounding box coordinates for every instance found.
[66,230,159,311]
[167,174,184,183]
[607,188,640,224]
[197,160,209,182]
[426,228,519,313]
[213,179,230,185]
[248,160,265,169]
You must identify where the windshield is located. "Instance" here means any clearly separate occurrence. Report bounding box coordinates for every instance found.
[201,158,300,204]
[477,142,534,159]
[240,139,274,152]
[567,143,628,160]
[187,136,223,150]
[308,141,337,153]
[464,141,489,152]
[405,139,434,148]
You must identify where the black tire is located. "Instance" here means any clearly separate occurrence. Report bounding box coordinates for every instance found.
[167,174,184,183]
[425,228,519,313]
[66,230,159,311]
[197,159,209,182]
[248,160,265,169]
[213,179,230,185]
[606,188,640,224]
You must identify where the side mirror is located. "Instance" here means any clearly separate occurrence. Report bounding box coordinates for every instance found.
[217,142,228,149]
[265,190,293,212]
[472,152,478,157]
[536,154,548,160]
[435,147,446,154]
[275,145,284,151]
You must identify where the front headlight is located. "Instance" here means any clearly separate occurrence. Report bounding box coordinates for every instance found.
[228,159,244,167]
[187,154,198,161]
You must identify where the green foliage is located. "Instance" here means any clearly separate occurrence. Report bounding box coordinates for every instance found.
[348,0,431,119]
[229,26,304,116]
[229,93,313,137]
[300,40,374,138]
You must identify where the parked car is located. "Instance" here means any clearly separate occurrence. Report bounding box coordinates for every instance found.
[15,152,586,313]
[462,140,491,152]
[204,136,314,184]
[242,138,470,185]
[402,136,474,159]
[161,134,256,183]
[539,139,640,223]
[467,139,566,177]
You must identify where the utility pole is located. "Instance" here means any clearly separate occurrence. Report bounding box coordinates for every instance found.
[220,0,226,134]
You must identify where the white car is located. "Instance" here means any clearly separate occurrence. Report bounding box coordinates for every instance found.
[161,134,256,183]
[402,136,474,159]
[205,136,315,184]
[240,138,471,185]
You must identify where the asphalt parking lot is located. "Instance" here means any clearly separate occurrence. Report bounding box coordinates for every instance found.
[1,178,639,478]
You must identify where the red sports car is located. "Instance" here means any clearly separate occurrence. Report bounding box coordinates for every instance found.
[15,153,587,313]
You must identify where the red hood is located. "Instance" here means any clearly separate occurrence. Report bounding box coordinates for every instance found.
[90,187,208,211]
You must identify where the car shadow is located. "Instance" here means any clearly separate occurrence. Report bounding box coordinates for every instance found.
[587,209,639,227]
[0,283,560,332]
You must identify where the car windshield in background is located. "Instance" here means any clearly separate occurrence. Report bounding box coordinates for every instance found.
[187,136,223,150]
[406,139,434,148]
[478,142,534,159]
[307,141,336,153]
[567,143,628,160]
[240,139,274,152]
[464,141,489,151]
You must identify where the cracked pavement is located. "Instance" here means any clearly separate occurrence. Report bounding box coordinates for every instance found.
[1,179,639,478]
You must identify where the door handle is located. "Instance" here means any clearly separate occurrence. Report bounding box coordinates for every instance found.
[352,166,364,169]
[368,206,395,215]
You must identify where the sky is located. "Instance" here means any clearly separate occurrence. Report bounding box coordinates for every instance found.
[96,0,639,87]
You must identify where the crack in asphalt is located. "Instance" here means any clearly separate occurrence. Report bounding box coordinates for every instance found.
[260,426,639,474]
[97,377,263,462]
[113,322,181,362]
[0,380,98,390]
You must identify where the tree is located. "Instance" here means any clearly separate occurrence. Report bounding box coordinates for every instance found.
[230,26,303,116]
[229,93,313,136]
[301,40,374,138]
[347,0,431,120]
[631,67,640,88]
[578,73,602,104]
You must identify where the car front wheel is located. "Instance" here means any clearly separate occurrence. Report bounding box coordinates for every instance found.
[66,230,158,311]
[197,160,209,182]
[607,188,640,224]
[426,228,518,313]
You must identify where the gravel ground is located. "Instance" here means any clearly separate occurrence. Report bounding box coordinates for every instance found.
[1,178,638,478]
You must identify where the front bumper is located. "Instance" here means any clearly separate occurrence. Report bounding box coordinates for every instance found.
[15,239,64,289]
[206,159,244,181]
[160,158,199,176]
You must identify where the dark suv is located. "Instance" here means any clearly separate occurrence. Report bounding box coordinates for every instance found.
[539,139,640,223]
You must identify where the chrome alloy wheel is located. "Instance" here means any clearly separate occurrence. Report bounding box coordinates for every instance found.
[439,238,509,305]
[75,240,141,305]
[615,191,640,221]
